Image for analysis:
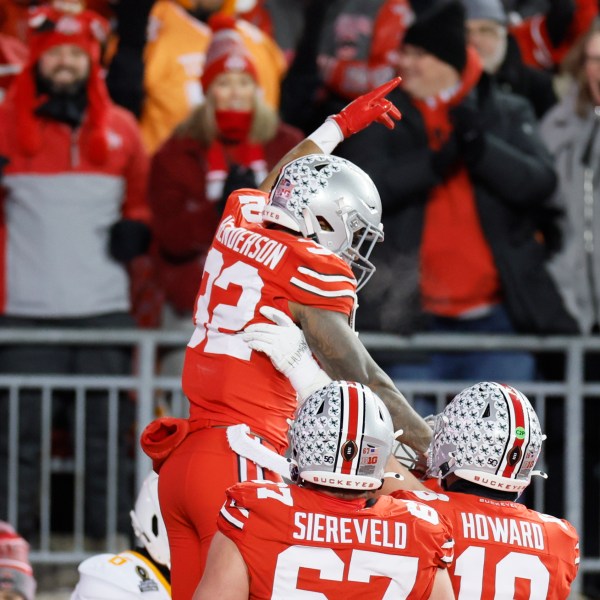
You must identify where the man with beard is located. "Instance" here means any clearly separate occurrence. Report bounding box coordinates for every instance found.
[0,4,150,543]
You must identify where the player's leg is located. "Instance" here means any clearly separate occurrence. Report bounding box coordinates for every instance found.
[159,427,281,599]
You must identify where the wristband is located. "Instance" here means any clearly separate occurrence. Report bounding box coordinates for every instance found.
[307,119,344,154]
[293,367,332,405]
[282,339,332,402]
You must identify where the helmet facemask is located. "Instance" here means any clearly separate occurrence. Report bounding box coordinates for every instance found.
[341,212,384,291]
[263,155,383,291]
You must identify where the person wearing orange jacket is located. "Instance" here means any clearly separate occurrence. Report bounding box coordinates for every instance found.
[0,3,151,541]
[139,1,286,153]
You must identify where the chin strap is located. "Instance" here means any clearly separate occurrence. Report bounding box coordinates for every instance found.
[383,472,404,481]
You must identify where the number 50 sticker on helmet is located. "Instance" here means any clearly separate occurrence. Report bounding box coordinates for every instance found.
[290,380,394,490]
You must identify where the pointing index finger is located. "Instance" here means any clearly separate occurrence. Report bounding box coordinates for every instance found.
[369,77,402,100]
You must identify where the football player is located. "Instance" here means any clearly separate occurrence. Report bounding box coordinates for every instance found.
[152,78,435,599]
[246,310,581,599]
[194,379,455,600]
[391,382,580,600]
[71,472,171,599]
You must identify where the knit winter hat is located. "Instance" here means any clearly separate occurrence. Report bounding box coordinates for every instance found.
[0,522,36,600]
[201,14,258,91]
[462,0,507,24]
[11,3,110,163]
[403,0,468,73]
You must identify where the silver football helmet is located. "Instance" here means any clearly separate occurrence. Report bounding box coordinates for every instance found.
[290,381,394,490]
[130,472,170,569]
[263,154,384,291]
[427,382,545,494]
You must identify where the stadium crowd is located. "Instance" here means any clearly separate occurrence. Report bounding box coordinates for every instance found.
[0,0,599,597]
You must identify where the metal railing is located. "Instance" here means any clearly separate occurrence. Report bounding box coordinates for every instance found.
[1,328,598,593]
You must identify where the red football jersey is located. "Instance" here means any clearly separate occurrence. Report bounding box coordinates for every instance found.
[391,489,579,599]
[182,190,357,451]
[218,481,454,600]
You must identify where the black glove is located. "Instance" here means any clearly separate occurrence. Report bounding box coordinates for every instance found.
[430,133,460,179]
[450,102,486,167]
[534,205,565,258]
[218,164,258,214]
[109,219,152,263]
[106,48,145,118]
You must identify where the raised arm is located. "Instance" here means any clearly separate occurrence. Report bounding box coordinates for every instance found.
[290,303,432,454]
[258,77,402,193]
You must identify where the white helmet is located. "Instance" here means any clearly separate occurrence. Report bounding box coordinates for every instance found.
[427,382,545,494]
[290,381,394,490]
[263,154,384,291]
[130,472,170,569]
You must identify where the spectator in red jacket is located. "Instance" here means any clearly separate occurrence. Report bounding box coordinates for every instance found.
[149,19,303,374]
[0,4,150,541]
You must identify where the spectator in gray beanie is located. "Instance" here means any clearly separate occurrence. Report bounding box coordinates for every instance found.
[461,0,556,117]
[0,521,35,600]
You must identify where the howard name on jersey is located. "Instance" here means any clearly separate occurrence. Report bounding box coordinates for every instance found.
[183,190,358,452]
[218,481,454,600]
[392,489,579,600]
[70,551,171,600]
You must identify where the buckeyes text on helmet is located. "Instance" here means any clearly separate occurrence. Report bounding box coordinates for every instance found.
[263,155,384,291]
[427,382,545,494]
[290,381,394,490]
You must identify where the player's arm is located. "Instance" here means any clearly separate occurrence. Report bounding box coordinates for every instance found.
[258,78,402,193]
[429,568,455,600]
[244,304,432,454]
[193,532,249,600]
[291,303,432,455]
[380,455,430,494]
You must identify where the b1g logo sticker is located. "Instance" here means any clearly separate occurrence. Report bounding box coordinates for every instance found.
[507,446,522,466]
[361,445,379,464]
[341,440,358,461]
